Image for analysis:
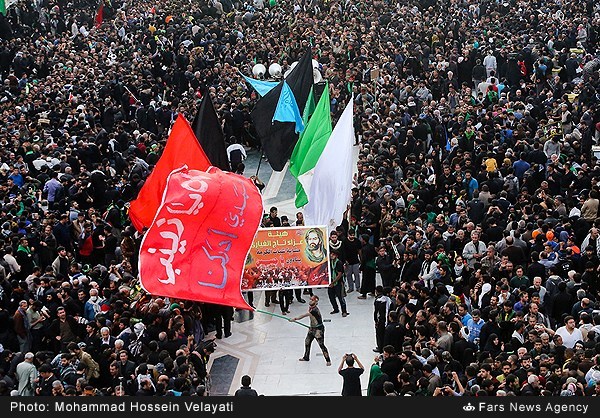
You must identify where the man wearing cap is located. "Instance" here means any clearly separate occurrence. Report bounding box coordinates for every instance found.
[16,352,37,396]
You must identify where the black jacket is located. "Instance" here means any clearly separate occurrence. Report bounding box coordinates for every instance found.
[383,321,405,353]
[234,386,259,396]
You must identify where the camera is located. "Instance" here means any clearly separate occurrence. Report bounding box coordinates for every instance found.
[345,353,353,358]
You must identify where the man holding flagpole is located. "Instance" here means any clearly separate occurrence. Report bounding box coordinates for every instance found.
[290,294,332,366]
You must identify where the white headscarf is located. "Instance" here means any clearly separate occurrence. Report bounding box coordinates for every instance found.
[479,283,492,308]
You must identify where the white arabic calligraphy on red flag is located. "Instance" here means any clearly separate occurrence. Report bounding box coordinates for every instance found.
[138,166,263,310]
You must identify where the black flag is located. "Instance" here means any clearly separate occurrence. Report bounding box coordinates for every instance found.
[250,48,314,172]
[191,90,230,171]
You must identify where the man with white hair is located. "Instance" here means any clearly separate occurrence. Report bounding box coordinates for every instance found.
[527,276,547,305]
[114,339,125,352]
[83,288,102,321]
[521,374,541,396]
[99,326,116,348]
[16,352,37,396]
[581,227,600,258]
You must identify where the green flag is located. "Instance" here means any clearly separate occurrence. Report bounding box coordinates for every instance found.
[0,0,16,15]
[301,87,316,131]
[289,82,332,208]
[292,87,316,204]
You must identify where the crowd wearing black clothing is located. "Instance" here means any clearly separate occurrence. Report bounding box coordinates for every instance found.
[0,0,599,398]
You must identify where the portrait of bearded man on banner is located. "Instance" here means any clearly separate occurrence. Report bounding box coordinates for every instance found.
[304,227,327,264]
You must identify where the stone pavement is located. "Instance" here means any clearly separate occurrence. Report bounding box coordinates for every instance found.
[207,146,377,396]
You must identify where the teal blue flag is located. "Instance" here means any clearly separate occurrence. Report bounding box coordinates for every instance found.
[272,81,304,134]
[242,75,278,97]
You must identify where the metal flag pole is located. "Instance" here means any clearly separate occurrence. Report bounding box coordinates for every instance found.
[255,146,263,178]
[254,308,330,328]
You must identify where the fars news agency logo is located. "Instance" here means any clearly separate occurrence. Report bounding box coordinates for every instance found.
[463,403,476,412]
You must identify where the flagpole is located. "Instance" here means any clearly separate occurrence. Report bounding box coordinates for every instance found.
[254,308,330,328]
[255,146,263,177]
[124,85,139,103]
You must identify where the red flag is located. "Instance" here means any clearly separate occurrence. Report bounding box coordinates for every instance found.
[138,166,263,310]
[94,3,104,28]
[150,6,156,13]
[129,114,211,232]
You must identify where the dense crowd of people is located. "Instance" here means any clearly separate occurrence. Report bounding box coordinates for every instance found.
[0,0,600,397]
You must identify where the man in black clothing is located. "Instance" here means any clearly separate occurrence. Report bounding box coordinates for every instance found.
[35,363,58,396]
[358,234,377,299]
[383,310,406,354]
[380,345,403,391]
[343,229,362,293]
[102,225,118,266]
[213,304,234,339]
[527,251,546,282]
[468,191,485,225]
[375,246,395,288]
[267,206,281,227]
[234,375,259,396]
[373,285,391,353]
[338,353,365,396]
[400,250,422,284]
[478,309,502,351]
[116,349,136,393]
[189,340,216,387]
[328,250,348,316]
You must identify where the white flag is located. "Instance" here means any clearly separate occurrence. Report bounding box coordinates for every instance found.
[303,96,354,231]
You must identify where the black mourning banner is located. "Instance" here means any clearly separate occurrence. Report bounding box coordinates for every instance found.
[1,396,597,418]
[192,89,231,172]
[250,47,314,172]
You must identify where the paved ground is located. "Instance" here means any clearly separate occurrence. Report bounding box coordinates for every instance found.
[241,148,300,221]
[206,146,380,396]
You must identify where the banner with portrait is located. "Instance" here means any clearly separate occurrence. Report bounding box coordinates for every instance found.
[242,226,331,291]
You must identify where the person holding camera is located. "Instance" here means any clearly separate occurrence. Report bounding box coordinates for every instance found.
[338,353,365,396]
[433,371,464,396]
